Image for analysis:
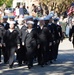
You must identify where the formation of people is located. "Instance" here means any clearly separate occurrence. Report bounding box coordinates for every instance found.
[2,7,74,69]
[0,12,65,69]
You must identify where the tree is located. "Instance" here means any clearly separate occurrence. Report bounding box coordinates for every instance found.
[0,0,13,7]
[39,0,74,15]
[0,0,6,6]
[6,0,13,7]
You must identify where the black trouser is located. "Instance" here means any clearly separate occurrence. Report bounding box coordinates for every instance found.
[49,45,53,61]
[2,46,9,63]
[55,41,60,59]
[0,47,1,62]
[49,42,57,60]
[17,39,26,65]
[37,44,48,65]
[17,45,26,65]
[26,47,34,67]
[51,41,60,60]
[8,47,16,66]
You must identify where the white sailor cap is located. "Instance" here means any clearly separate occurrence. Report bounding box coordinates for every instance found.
[18,18,24,21]
[27,16,33,19]
[3,16,8,19]
[9,16,15,19]
[48,11,54,18]
[44,16,49,20]
[27,21,34,25]
[9,21,16,25]
[24,16,33,20]
[33,17,39,20]
[38,17,45,21]
[53,17,59,22]
[50,11,54,14]
[47,15,53,20]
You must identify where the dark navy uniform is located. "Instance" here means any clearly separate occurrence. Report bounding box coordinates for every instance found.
[1,16,9,30]
[15,25,27,66]
[53,18,63,60]
[1,22,9,30]
[1,16,10,64]
[47,23,58,61]
[0,24,5,62]
[4,29,19,68]
[22,28,37,69]
[37,25,49,66]
[55,24,63,60]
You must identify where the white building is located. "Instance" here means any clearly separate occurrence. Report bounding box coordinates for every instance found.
[13,0,39,8]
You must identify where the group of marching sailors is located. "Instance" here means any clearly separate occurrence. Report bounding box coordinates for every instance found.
[0,14,63,69]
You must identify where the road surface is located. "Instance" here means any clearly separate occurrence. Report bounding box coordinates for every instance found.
[0,39,74,75]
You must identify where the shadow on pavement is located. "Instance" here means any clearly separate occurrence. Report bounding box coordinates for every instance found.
[0,49,74,75]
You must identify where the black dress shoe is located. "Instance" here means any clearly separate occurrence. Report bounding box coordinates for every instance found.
[0,60,1,62]
[18,64,22,66]
[31,64,33,67]
[9,65,13,68]
[28,66,32,69]
[4,62,8,64]
[37,63,41,66]
[41,65,44,67]
[54,59,57,61]
[45,62,48,65]
[50,60,53,64]
[9,63,13,68]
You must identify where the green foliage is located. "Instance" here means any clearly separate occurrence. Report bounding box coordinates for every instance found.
[0,0,13,7]
[0,0,6,6]
[6,0,13,7]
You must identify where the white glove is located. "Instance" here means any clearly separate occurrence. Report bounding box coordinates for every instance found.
[22,42,25,46]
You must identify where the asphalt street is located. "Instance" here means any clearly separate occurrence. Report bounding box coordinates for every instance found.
[0,39,74,75]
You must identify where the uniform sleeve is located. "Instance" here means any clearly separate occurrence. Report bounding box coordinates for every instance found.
[17,32,20,45]
[36,31,40,45]
[34,29,40,45]
[3,30,8,44]
[12,30,20,45]
[1,28,5,44]
[21,30,26,43]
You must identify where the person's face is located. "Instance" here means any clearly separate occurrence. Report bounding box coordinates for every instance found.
[24,20,26,23]
[18,20,23,25]
[39,20,45,26]
[10,19,14,21]
[27,24,33,28]
[45,20,49,25]
[3,18,7,22]
[10,24,15,29]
